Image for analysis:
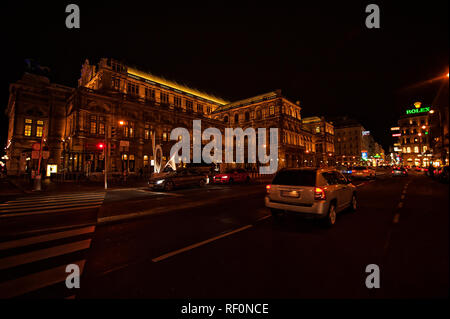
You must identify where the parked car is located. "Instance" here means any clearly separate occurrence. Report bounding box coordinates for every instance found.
[148,168,207,191]
[213,168,250,184]
[392,167,408,177]
[265,168,357,226]
[350,166,376,180]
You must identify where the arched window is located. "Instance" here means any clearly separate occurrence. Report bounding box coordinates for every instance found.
[245,111,250,122]
[234,113,239,123]
[223,116,229,123]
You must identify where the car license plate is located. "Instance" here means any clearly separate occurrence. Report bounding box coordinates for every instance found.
[281,190,300,198]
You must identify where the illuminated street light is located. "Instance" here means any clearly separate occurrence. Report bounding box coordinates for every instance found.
[119,120,125,126]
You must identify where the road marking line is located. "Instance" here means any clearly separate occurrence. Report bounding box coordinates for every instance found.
[140,190,184,197]
[0,205,101,218]
[398,202,403,208]
[3,193,105,203]
[0,239,91,271]
[98,189,264,224]
[393,213,400,224]
[0,226,95,251]
[152,225,253,263]
[0,199,104,210]
[0,260,85,299]
[256,215,271,222]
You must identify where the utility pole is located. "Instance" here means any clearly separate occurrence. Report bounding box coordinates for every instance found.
[104,124,109,190]
[33,129,45,191]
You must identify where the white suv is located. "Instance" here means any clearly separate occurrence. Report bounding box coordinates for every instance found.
[265,168,357,226]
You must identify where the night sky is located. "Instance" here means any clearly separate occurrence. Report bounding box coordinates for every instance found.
[1,1,448,152]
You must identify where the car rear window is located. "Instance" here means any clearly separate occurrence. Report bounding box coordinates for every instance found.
[272,170,316,186]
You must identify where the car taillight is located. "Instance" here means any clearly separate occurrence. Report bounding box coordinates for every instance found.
[314,187,326,200]
[221,175,229,179]
[392,170,394,174]
[364,170,369,173]
[266,184,271,193]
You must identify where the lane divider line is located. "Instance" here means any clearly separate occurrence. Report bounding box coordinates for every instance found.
[152,225,253,263]
[256,215,271,222]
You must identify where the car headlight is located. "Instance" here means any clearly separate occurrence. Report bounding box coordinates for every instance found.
[156,179,165,184]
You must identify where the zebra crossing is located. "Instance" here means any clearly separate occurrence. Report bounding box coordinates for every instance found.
[0,225,95,298]
[0,192,106,218]
[0,192,106,298]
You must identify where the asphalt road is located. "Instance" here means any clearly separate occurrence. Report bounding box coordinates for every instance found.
[0,170,448,299]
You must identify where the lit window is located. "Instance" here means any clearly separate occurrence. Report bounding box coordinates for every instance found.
[99,123,105,135]
[414,146,419,153]
[143,155,149,167]
[407,147,411,153]
[24,124,32,136]
[36,126,43,137]
[161,92,169,104]
[423,146,427,152]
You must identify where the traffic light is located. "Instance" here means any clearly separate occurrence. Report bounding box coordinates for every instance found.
[97,142,105,150]
[111,126,116,138]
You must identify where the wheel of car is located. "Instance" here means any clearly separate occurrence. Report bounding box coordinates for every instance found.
[164,181,174,191]
[199,179,206,187]
[325,204,337,227]
[350,194,357,212]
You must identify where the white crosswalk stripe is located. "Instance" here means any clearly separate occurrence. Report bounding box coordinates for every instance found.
[0,225,95,298]
[0,192,106,218]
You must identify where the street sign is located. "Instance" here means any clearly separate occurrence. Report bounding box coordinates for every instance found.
[43,151,50,159]
[32,150,40,159]
[32,143,41,151]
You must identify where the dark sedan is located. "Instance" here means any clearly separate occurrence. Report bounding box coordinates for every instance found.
[148,169,208,191]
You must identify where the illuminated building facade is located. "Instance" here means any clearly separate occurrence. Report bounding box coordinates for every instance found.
[331,117,369,166]
[4,73,73,176]
[398,113,432,167]
[5,58,328,177]
[301,116,335,167]
[211,91,317,170]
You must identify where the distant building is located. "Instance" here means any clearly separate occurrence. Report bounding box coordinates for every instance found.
[301,116,335,167]
[329,117,369,166]
[211,91,317,169]
[398,104,433,167]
